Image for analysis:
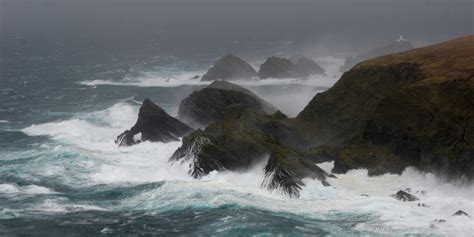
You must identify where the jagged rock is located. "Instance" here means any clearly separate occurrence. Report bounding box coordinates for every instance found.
[296,36,474,180]
[340,35,414,72]
[452,210,471,218]
[178,81,276,128]
[171,106,328,197]
[262,151,329,197]
[258,56,296,79]
[293,56,325,77]
[392,190,419,201]
[258,56,324,79]
[115,99,193,146]
[190,75,200,80]
[201,54,257,81]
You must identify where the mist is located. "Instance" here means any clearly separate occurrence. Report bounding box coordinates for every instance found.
[2,0,472,58]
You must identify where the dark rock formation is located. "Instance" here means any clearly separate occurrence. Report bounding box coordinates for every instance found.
[207,80,277,112]
[258,56,324,79]
[293,56,325,77]
[201,54,257,81]
[340,36,414,72]
[296,36,474,180]
[171,105,328,197]
[258,56,296,79]
[168,36,473,198]
[116,99,193,146]
[453,210,471,218]
[392,190,419,201]
[178,81,276,128]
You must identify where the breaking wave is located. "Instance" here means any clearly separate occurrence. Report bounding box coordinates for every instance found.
[8,101,472,235]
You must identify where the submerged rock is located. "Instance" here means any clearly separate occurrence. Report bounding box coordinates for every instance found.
[452,210,471,218]
[201,54,257,81]
[178,81,276,128]
[116,99,193,146]
[392,190,419,202]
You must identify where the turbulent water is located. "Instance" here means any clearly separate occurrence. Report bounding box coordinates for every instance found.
[1,39,473,236]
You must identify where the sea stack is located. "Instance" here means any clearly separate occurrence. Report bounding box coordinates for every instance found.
[116,99,193,146]
[258,56,325,79]
[201,54,258,81]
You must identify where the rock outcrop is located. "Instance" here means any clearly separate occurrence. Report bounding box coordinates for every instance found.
[171,105,329,197]
[116,99,193,146]
[293,56,325,77]
[178,81,276,128]
[258,56,297,79]
[166,36,473,198]
[258,56,325,79]
[452,210,470,218]
[340,35,414,72]
[296,35,474,180]
[201,54,258,81]
[392,190,419,201]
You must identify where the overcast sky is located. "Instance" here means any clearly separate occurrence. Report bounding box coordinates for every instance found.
[1,0,472,54]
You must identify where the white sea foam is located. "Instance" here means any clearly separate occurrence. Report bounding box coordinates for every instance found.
[32,198,106,213]
[79,71,210,87]
[79,57,343,88]
[0,183,57,195]
[19,101,474,235]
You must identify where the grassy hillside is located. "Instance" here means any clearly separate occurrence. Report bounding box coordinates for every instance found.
[297,35,474,179]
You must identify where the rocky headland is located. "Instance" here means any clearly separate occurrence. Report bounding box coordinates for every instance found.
[117,36,473,197]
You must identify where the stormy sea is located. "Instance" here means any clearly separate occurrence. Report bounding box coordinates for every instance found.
[1,0,473,236]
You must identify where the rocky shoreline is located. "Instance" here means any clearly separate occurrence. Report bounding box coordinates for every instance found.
[117,36,473,198]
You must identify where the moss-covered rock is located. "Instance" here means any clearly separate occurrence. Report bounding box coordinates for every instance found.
[296,35,474,180]
[178,81,276,128]
[171,106,328,197]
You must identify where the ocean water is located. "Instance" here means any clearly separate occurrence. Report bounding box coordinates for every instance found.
[1,32,473,236]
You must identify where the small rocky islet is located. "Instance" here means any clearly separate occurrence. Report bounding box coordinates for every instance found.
[200,53,325,81]
[117,36,473,199]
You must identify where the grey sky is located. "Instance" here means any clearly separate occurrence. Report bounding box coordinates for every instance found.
[1,0,472,54]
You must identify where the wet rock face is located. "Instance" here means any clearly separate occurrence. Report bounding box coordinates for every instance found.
[297,38,474,179]
[262,152,329,198]
[392,190,419,201]
[171,106,328,197]
[115,99,193,146]
[453,210,470,218]
[258,56,324,79]
[201,54,257,81]
[178,81,276,129]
